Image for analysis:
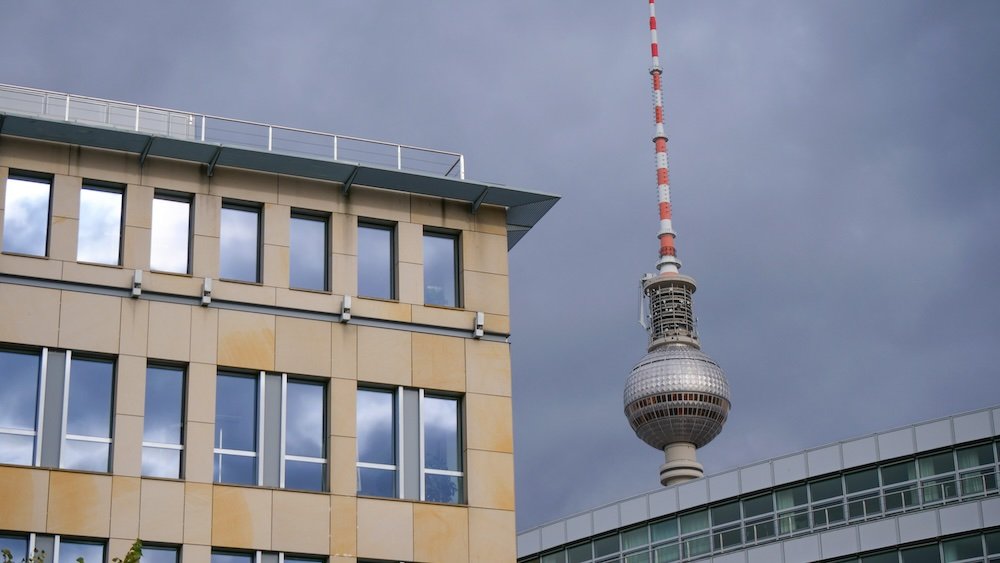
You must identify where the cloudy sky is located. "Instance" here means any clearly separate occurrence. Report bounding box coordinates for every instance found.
[3,1,1000,532]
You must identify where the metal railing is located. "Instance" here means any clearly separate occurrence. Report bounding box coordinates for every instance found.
[0,83,465,179]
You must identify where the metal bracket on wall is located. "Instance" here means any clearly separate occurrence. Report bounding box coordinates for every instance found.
[138,136,155,167]
[206,146,223,177]
[472,187,490,214]
[342,166,360,196]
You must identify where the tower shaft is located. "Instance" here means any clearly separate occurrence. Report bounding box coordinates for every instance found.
[648,0,679,275]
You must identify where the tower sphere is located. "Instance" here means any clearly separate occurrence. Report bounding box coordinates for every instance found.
[624,346,731,450]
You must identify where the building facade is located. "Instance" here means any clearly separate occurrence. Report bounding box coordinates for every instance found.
[518,407,1000,563]
[0,84,557,563]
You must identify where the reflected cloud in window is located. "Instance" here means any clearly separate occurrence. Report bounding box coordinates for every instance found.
[63,356,113,472]
[150,195,191,273]
[143,365,184,478]
[284,379,326,491]
[77,185,123,265]
[423,231,459,307]
[2,176,50,256]
[0,349,41,466]
[290,213,328,291]
[358,222,394,299]
[220,203,261,282]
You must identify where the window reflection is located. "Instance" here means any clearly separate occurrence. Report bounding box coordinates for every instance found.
[58,541,104,563]
[141,546,178,563]
[0,534,28,563]
[220,203,261,282]
[356,388,396,497]
[290,213,328,291]
[2,176,50,256]
[143,364,184,478]
[0,349,41,465]
[150,195,191,273]
[358,222,394,299]
[63,357,114,472]
[284,379,326,491]
[77,185,123,265]
[214,373,258,485]
[423,232,458,307]
[423,395,463,503]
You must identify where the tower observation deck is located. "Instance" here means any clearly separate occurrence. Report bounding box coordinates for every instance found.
[623,0,731,486]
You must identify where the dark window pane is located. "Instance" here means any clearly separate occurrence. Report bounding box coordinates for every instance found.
[214,453,256,485]
[593,535,619,557]
[861,553,898,563]
[144,365,184,444]
[775,484,808,509]
[215,373,257,452]
[220,204,260,282]
[654,544,680,563]
[357,466,395,497]
[711,501,740,525]
[59,541,104,563]
[901,544,941,563]
[986,530,1000,554]
[425,473,462,504]
[142,547,178,563]
[846,468,879,493]
[650,518,678,542]
[882,461,917,485]
[957,443,995,469]
[357,389,394,465]
[567,543,592,563]
[918,452,955,477]
[742,493,774,517]
[358,223,393,299]
[679,510,709,534]
[684,535,710,557]
[285,459,325,492]
[747,520,775,541]
[423,396,460,472]
[212,552,253,563]
[286,380,325,458]
[0,349,41,432]
[943,535,983,562]
[141,446,181,479]
[423,232,458,307]
[150,196,190,273]
[66,357,114,438]
[621,526,649,550]
[811,476,844,500]
[78,186,122,264]
[2,176,50,256]
[290,213,328,290]
[714,528,741,550]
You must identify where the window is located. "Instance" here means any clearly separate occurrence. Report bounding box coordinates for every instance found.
[290,211,329,291]
[357,221,395,299]
[150,192,192,273]
[214,550,324,563]
[0,534,28,563]
[220,201,261,282]
[0,349,42,465]
[356,386,464,503]
[62,355,115,472]
[58,540,105,563]
[77,183,123,265]
[2,174,51,256]
[140,546,179,563]
[214,371,327,490]
[142,364,185,478]
[423,230,459,307]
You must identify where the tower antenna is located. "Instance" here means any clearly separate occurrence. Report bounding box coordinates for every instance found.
[624,0,732,486]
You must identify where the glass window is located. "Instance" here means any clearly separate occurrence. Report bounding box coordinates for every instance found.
[358,221,394,299]
[356,388,396,497]
[59,541,104,563]
[141,546,179,563]
[986,530,1000,554]
[742,493,774,518]
[650,518,678,543]
[679,510,709,535]
[942,536,983,562]
[214,373,259,485]
[775,484,808,509]
[683,535,710,558]
[423,394,463,503]
[861,553,899,563]
[957,443,995,469]
[150,193,192,273]
[77,184,123,265]
[918,452,955,477]
[566,543,592,563]
[540,553,565,563]
[284,379,327,491]
[142,365,185,478]
[211,551,253,563]
[0,349,42,466]
[63,356,114,472]
[2,175,51,256]
[654,544,680,563]
[423,230,459,307]
[714,527,742,551]
[290,212,329,291]
[220,202,261,282]
[625,552,650,563]
[882,460,918,485]
[810,476,844,501]
[592,535,619,557]
[846,467,880,493]
[710,501,740,526]
[0,534,28,563]
[621,526,649,550]
[901,544,941,563]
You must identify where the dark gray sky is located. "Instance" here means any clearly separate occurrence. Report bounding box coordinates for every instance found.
[3,1,999,532]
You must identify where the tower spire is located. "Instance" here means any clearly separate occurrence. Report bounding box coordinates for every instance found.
[624,0,732,487]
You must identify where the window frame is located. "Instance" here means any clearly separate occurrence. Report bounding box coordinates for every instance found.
[220,199,264,283]
[357,219,397,300]
[59,352,115,473]
[141,362,187,479]
[0,346,47,467]
[150,190,194,274]
[77,180,125,266]
[2,171,53,257]
[280,374,328,492]
[419,389,464,503]
[289,210,330,292]
[214,370,264,486]
[422,228,461,308]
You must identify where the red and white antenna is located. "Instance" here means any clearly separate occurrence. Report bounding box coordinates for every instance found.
[648,0,680,275]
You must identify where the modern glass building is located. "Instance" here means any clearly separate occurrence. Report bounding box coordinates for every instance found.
[518,406,1000,563]
[0,83,557,563]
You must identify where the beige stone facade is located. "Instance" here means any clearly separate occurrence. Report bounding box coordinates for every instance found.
[0,134,522,563]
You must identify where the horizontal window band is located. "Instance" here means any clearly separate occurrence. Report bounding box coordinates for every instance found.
[142,441,184,450]
[424,468,464,477]
[65,434,112,443]
[285,454,326,464]
[0,427,36,437]
[214,448,257,457]
[357,462,396,471]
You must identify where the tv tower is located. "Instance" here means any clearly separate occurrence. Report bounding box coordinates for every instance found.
[623,0,732,486]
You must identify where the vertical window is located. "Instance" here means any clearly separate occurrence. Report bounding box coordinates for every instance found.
[142,364,185,478]
[220,202,261,282]
[283,378,327,491]
[0,349,42,466]
[357,221,395,299]
[2,174,51,256]
[356,388,397,497]
[61,355,114,472]
[214,372,259,485]
[0,534,28,563]
[212,553,252,563]
[141,546,179,563]
[150,192,192,273]
[422,393,463,503]
[423,230,459,307]
[290,212,329,291]
[77,183,124,265]
[58,540,105,563]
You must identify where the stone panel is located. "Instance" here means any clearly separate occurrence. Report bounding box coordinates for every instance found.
[330,377,357,438]
[147,301,192,361]
[463,270,509,316]
[185,421,215,484]
[187,362,217,424]
[462,231,509,276]
[0,284,60,346]
[118,299,149,357]
[109,476,140,540]
[190,307,219,364]
[112,414,143,477]
[346,187,410,223]
[275,316,332,377]
[356,498,413,561]
[217,309,275,370]
[357,326,411,386]
[0,466,49,531]
[413,503,469,563]
[330,494,357,558]
[330,323,358,380]
[212,485,273,550]
[272,490,331,554]
[184,482,213,545]
[470,508,516,563]
[466,393,513,453]
[466,450,514,510]
[47,471,112,536]
[139,478,185,543]
[58,290,122,354]
[465,339,511,397]
[412,332,466,392]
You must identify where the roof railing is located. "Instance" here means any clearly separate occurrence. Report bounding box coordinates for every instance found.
[0,83,464,179]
